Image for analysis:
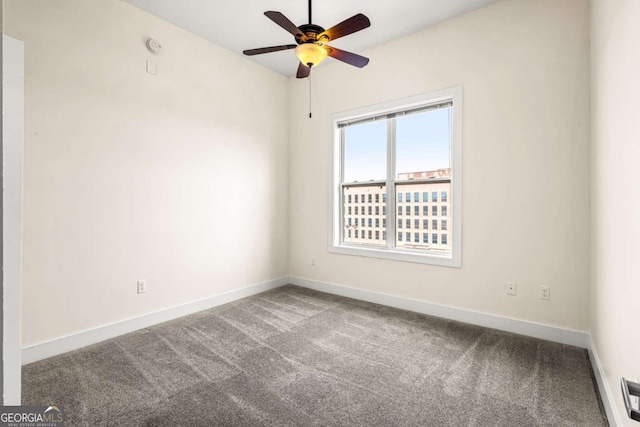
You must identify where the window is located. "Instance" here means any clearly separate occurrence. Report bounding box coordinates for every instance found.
[361,194,365,203]
[368,230,372,239]
[348,230,351,238]
[355,230,359,238]
[375,218,380,228]
[375,231,380,240]
[406,219,411,229]
[442,220,447,231]
[348,218,352,226]
[423,233,428,243]
[432,234,438,244]
[375,194,380,203]
[423,219,428,229]
[361,218,365,227]
[383,219,386,228]
[331,87,462,267]
[432,220,438,230]
[441,206,447,217]
[368,206,372,215]
[361,206,365,215]
[383,231,387,240]
[368,194,372,203]
[375,206,380,215]
[348,195,352,203]
[348,206,352,215]
[442,234,448,245]
[432,206,437,216]
[368,218,372,227]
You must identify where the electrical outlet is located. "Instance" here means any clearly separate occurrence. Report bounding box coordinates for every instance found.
[311,257,316,266]
[137,280,146,294]
[540,285,550,300]
[506,282,517,296]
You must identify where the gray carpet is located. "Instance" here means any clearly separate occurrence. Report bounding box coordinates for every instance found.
[22,285,607,426]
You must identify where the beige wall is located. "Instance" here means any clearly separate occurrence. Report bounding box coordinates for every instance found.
[3,0,289,347]
[289,0,591,331]
[591,0,640,424]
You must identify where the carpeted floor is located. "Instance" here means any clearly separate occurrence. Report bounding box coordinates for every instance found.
[22,285,608,426]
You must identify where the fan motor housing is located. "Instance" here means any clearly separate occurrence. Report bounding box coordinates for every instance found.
[296,24,327,44]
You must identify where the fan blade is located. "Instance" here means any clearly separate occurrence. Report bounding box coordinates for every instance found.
[325,46,370,68]
[318,13,370,42]
[264,11,307,41]
[296,62,311,79]
[243,44,297,56]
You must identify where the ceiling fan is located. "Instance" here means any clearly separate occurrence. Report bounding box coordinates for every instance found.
[243,0,371,78]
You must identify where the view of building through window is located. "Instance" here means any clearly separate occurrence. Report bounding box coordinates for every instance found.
[342,169,451,252]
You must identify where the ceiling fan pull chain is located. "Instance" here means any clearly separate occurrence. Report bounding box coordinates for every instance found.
[309,71,312,119]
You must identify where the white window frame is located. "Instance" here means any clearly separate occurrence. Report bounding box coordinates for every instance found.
[328,86,462,267]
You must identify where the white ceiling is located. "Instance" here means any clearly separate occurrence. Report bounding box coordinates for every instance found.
[122,0,499,77]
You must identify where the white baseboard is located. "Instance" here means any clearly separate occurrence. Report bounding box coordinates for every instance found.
[587,335,622,427]
[22,275,590,363]
[22,277,289,365]
[289,276,589,348]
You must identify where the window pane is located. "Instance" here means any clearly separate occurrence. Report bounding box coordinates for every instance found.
[342,184,386,247]
[395,181,451,253]
[344,121,387,182]
[396,108,451,180]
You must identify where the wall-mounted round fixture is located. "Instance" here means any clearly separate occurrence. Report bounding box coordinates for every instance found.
[146,38,162,55]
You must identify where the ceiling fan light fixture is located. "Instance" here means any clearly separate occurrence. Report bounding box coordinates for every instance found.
[295,43,327,67]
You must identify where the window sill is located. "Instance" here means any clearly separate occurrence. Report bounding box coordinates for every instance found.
[329,244,461,268]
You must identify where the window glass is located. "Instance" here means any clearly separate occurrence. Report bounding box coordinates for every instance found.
[396,108,451,180]
[343,121,387,183]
